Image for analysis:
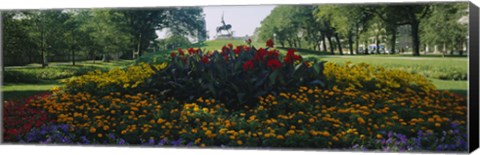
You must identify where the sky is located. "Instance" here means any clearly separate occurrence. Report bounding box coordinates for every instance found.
[157,5,276,40]
[203,5,276,40]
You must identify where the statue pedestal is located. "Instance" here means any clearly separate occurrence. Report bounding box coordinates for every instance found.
[215,34,233,40]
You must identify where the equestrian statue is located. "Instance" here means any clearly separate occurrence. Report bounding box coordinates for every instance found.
[216,13,233,37]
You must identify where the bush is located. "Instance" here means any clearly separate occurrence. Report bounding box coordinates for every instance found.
[145,41,326,110]
[61,63,168,95]
[4,66,108,84]
[3,70,41,83]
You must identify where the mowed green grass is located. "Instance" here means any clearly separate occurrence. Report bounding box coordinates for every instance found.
[2,81,60,101]
[151,39,469,96]
[3,39,470,100]
[3,60,134,100]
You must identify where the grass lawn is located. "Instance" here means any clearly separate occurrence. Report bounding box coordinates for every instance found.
[147,39,469,96]
[2,80,60,101]
[3,60,134,100]
[3,39,470,100]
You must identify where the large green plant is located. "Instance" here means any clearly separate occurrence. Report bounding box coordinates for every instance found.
[145,40,326,110]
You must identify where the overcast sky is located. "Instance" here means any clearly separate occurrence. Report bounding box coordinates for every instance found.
[157,5,276,40]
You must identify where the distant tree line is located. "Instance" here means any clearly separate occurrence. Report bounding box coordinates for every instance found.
[3,7,207,67]
[257,3,468,56]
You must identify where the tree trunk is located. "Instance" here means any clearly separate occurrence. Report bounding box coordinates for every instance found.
[348,34,354,55]
[390,29,397,54]
[327,35,335,55]
[41,23,47,68]
[375,35,380,54]
[137,34,142,57]
[71,30,76,66]
[355,25,360,54]
[322,36,327,52]
[411,22,420,56]
[364,41,369,55]
[297,38,302,49]
[334,33,343,55]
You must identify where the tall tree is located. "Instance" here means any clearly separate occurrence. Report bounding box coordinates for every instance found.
[370,4,433,56]
[421,3,468,56]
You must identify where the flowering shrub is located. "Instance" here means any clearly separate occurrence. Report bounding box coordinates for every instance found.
[324,62,436,93]
[61,63,167,95]
[3,92,54,142]
[29,83,466,150]
[7,39,467,151]
[145,41,325,110]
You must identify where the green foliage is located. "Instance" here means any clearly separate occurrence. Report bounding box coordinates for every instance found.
[145,42,327,110]
[421,3,468,53]
[158,35,192,50]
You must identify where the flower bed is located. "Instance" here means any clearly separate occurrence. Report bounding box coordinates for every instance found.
[3,40,468,151]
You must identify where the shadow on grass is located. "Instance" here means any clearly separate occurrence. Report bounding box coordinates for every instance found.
[3,90,49,101]
[444,89,468,97]
[276,47,331,55]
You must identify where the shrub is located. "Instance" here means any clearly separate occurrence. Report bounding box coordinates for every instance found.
[3,92,54,142]
[61,63,168,95]
[145,42,326,110]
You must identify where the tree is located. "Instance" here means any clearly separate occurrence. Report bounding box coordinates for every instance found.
[421,3,468,56]
[370,4,433,56]
[81,9,132,62]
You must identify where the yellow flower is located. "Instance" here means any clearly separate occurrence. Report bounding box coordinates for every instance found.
[98,133,103,138]
[376,134,383,139]
[237,140,243,145]
[89,127,96,133]
[276,135,284,140]
[357,117,366,124]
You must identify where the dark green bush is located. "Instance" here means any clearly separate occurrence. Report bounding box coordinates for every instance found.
[144,42,327,110]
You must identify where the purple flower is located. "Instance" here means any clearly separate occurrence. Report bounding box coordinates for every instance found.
[108,133,115,139]
[171,138,183,146]
[80,136,90,144]
[59,124,69,132]
[118,138,126,145]
[158,139,167,146]
[417,130,423,137]
[394,133,408,144]
[451,122,460,128]
[146,138,155,145]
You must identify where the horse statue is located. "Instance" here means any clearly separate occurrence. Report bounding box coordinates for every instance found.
[216,12,232,36]
[216,24,232,34]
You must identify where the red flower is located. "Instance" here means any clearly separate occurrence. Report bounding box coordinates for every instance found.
[267,59,282,70]
[178,48,185,56]
[224,55,229,61]
[228,43,233,49]
[254,48,267,62]
[266,39,274,48]
[243,60,254,71]
[181,56,187,63]
[188,48,195,55]
[246,38,252,44]
[222,45,229,53]
[267,50,279,59]
[170,52,177,58]
[284,49,301,63]
[284,56,293,64]
[201,56,209,64]
[234,46,242,55]
[244,45,251,52]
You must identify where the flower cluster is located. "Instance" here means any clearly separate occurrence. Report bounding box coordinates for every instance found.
[150,39,323,110]
[3,92,54,142]
[5,40,467,151]
[61,63,167,95]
